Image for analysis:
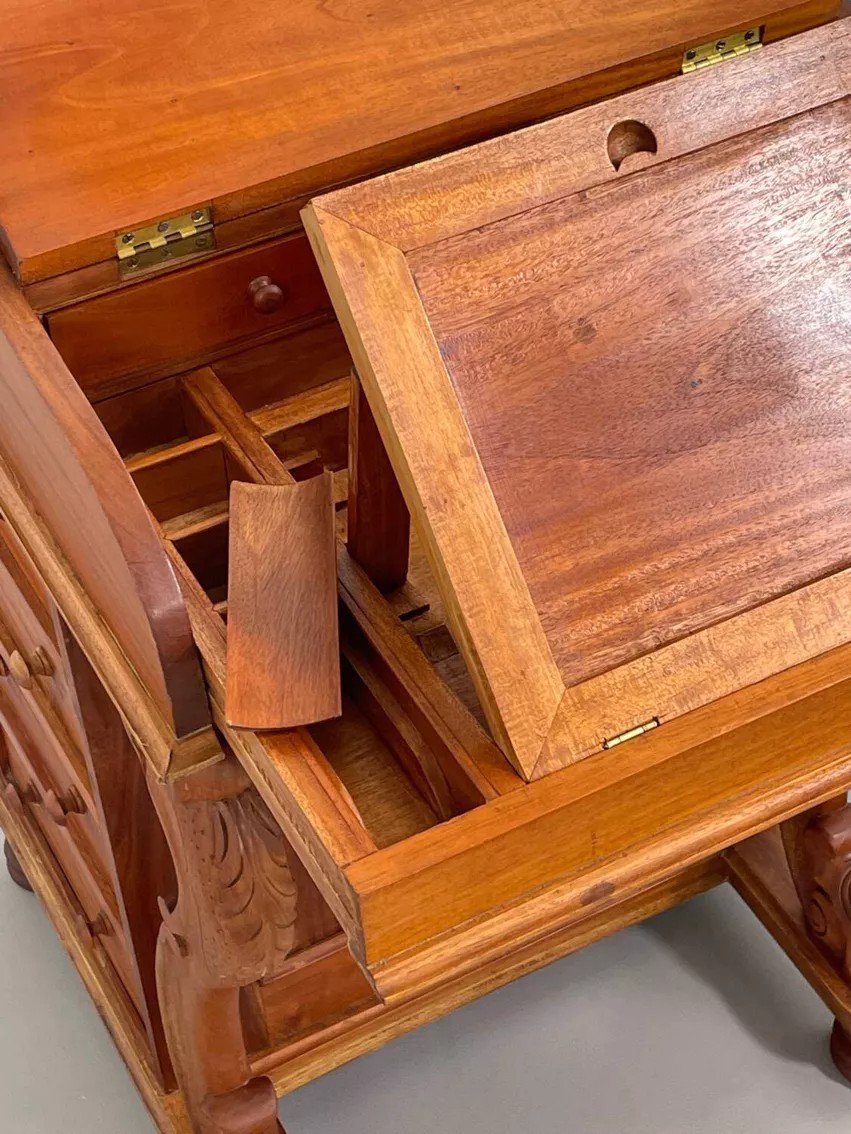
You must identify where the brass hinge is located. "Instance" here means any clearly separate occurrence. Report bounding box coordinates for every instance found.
[602,717,659,750]
[115,207,215,278]
[682,27,762,73]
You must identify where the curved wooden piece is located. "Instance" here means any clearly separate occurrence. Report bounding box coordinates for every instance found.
[0,263,209,745]
[148,755,297,1133]
[3,837,32,891]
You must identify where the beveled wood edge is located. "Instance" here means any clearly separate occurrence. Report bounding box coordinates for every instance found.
[304,204,565,781]
[254,859,724,1095]
[11,0,839,292]
[0,798,192,1134]
[313,17,849,251]
[536,570,851,777]
[345,643,851,904]
[352,695,851,970]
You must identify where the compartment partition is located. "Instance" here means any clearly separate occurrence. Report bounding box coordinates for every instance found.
[96,341,512,870]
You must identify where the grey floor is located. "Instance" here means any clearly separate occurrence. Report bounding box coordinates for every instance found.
[2,866,850,1133]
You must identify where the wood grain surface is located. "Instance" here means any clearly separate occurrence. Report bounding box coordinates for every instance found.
[306,22,851,778]
[0,0,837,281]
[226,477,341,730]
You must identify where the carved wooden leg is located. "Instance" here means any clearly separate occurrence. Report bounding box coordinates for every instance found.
[782,798,851,1083]
[147,754,295,1133]
[4,837,32,891]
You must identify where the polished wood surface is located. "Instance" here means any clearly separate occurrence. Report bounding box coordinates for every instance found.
[0,264,211,764]
[47,234,330,399]
[0,1,838,282]
[306,22,851,779]
[226,477,341,730]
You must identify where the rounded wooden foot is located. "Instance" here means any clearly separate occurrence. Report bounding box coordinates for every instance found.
[831,1020,851,1084]
[4,839,33,891]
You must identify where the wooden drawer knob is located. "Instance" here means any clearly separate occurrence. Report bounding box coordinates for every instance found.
[3,779,40,813]
[7,649,31,688]
[44,786,87,826]
[6,647,53,689]
[75,910,112,943]
[248,275,285,314]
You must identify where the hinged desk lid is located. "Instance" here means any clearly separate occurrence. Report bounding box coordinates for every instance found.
[0,1,838,284]
[305,21,851,781]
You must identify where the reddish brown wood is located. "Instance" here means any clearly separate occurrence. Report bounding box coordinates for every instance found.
[148,756,298,1133]
[832,1020,851,1083]
[0,0,837,283]
[248,276,286,315]
[226,477,341,730]
[347,377,410,593]
[306,23,851,777]
[46,235,330,400]
[0,263,211,764]
[3,837,32,890]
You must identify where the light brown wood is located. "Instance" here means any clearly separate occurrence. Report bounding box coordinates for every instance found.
[226,478,341,730]
[305,22,851,779]
[1,1,836,283]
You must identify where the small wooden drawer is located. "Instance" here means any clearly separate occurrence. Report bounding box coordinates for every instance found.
[1,720,144,1012]
[46,232,333,399]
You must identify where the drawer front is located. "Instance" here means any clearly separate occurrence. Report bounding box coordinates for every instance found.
[2,720,144,1013]
[47,233,332,398]
[0,538,89,763]
[0,683,105,883]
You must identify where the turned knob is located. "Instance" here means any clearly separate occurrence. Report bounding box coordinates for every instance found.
[7,650,31,688]
[3,779,40,813]
[7,647,52,689]
[248,275,284,314]
[44,785,87,826]
[74,910,111,942]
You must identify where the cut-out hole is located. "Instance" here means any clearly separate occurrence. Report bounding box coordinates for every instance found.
[606,120,658,172]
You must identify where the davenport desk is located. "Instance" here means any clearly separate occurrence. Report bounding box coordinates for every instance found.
[0,4,849,1131]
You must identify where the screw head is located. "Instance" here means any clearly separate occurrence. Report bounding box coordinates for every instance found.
[157,219,170,232]
[191,209,205,222]
[744,29,755,40]
[685,49,696,60]
[716,40,726,50]
[121,232,134,244]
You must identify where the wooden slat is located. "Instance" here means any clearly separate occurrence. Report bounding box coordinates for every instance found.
[226,478,341,730]
[347,376,410,593]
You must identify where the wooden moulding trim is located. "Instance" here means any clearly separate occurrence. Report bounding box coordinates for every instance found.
[538,570,851,777]
[252,859,724,1096]
[304,205,565,782]
[362,727,851,986]
[316,19,850,251]
[0,797,192,1133]
[343,648,851,965]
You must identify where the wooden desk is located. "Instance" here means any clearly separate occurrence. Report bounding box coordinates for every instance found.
[0,8,848,1132]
